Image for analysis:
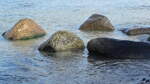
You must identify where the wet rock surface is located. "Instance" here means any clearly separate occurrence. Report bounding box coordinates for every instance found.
[87,38,150,59]
[38,30,85,52]
[121,27,150,36]
[79,14,114,31]
[2,18,46,40]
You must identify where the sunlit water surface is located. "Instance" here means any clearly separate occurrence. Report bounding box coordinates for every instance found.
[0,0,150,84]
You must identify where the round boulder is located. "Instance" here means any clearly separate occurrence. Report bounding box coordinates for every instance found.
[38,30,85,52]
[87,38,150,59]
[2,18,46,40]
[79,14,114,31]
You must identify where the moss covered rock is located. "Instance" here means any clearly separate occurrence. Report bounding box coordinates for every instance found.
[38,30,85,52]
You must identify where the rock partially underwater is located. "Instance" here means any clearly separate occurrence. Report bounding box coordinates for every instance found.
[79,14,114,31]
[87,38,150,59]
[38,30,85,52]
[121,27,150,36]
[2,18,46,40]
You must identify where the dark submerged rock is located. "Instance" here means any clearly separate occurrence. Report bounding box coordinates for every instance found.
[40,50,84,58]
[38,30,85,52]
[147,37,150,41]
[2,18,46,40]
[138,78,150,84]
[121,27,150,36]
[79,14,114,31]
[87,38,150,59]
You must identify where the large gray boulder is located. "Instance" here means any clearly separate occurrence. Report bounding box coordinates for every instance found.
[121,27,150,36]
[87,38,150,59]
[2,18,46,40]
[79,14,114,31]
[38,30,85,52]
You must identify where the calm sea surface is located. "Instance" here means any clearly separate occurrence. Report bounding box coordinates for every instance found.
[0,0,150,84]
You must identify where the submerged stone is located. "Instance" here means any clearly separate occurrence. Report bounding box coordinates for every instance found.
[121,27,150,36]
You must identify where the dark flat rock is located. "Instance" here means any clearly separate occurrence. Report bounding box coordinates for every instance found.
[121,27,150,36]
[87,38,150,59]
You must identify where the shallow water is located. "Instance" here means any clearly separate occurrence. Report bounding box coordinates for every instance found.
[0,0,150,84]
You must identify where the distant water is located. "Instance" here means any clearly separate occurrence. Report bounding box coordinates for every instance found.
[0,0,150,84]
